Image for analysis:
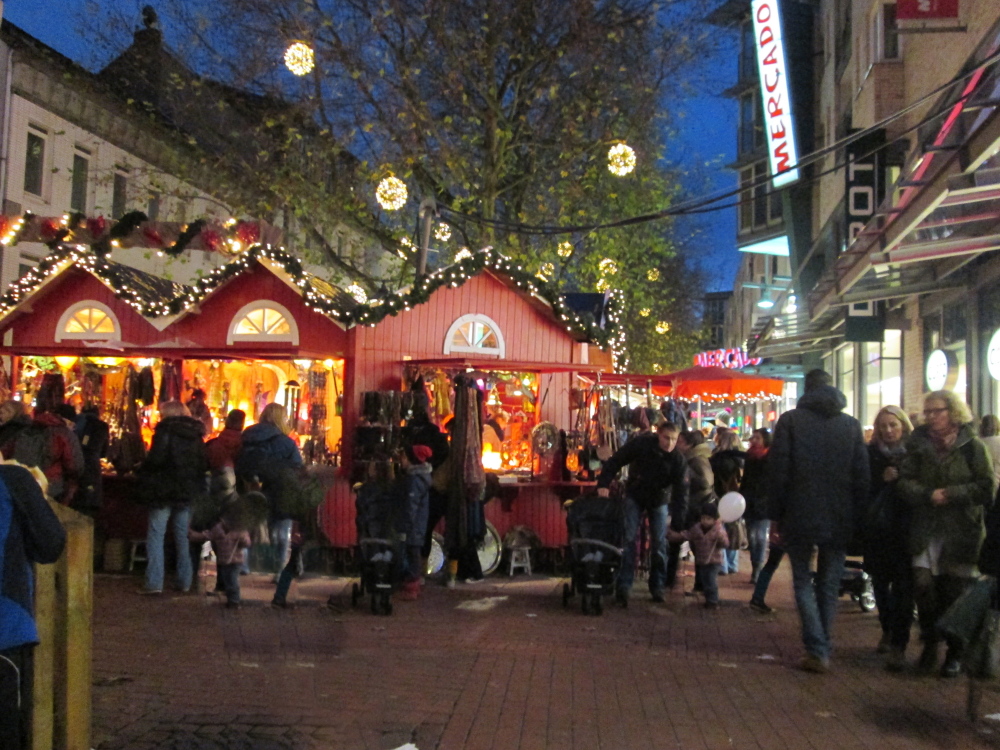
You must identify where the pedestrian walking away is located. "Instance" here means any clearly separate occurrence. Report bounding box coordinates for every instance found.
[767,369,870,673]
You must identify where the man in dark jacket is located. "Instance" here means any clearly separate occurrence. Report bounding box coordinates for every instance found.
[0,464,67,750]
[768,369,870,673]
[597,421,689,604]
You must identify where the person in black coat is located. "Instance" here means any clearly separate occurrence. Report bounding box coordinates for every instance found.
[768,369,870,673]
[73,405,110,515]
[597,421,689,604]
[864,405,914,671]
[137,401,209,595]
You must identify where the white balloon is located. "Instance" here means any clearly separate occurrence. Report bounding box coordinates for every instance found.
[718,492,746,523]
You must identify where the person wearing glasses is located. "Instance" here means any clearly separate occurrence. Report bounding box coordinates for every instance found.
[897,390,996,678]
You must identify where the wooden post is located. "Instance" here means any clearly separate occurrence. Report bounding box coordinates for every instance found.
[33,502,93,750]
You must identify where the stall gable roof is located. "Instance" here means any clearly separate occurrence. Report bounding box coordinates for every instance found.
[0,245,615,346]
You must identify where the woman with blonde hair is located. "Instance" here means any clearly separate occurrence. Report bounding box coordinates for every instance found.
[898,390,997,677]
[865,405,914,671]
[236,402,302,577]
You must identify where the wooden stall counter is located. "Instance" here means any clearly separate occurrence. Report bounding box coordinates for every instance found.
[486,477,598,548]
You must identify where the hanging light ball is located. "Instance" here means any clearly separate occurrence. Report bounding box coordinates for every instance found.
[284,42,315,76]
[647,268,660,282]
[639,308,651,317]
[347,283,368,304]
[434,222,452,242]
[599,258,618,276]
[607,142,636,176]
[454,248,473,261]
[557,240,573,258]
[537,262,554,279]
[652,363,662,373]
[596,278,611,293]
[655,321,671,334]
[376,176,408,211]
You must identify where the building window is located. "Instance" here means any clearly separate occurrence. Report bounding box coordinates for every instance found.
[24,129,46,197]
[739,21,757,83]
[228,301,300,345]
[55,301,120,342]
[112,170,128,219]
[880,4,899,60]
[862,330,902,427]
[70,152,90,213]
[739,160,783,236]
[739,167,753,233]
[837,343,856,417]
[443,313,505,357]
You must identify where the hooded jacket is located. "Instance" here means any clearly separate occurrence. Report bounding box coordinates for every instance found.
[206,427,243,471]
[0,464,66,650]
[398,461,433,543]
[138,416,209,507]
[897,423,996,567]
[683,442,715,526]
[767,384,870,547]
[236,423,303,518]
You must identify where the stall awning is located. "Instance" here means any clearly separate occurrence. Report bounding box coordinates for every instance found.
[403,357,609,374]
[663,365,784,401]
[574,372,674,397]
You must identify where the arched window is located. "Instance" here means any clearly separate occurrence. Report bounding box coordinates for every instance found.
[227,301,299,345]
[443,313,505,357]
[55,301,120,342]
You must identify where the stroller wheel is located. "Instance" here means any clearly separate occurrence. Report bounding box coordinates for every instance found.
[351,582,361,607]
[859,577,876,613]
[562,583,572,608]
[592,593,603,616]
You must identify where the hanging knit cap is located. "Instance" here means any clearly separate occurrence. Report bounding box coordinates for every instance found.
[409,444,433,464]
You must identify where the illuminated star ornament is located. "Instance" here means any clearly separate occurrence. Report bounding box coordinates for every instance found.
[537,262,554,279]
[434,223,452,242]
[655,321,671,334]
[647,268,660,282]
[376,176,408,211]
[639,308,651,317]
[607,143,636,176]
[596,278,611,293]
[454,248,473,261]
[557,241,573,258]
[284,42,315,76]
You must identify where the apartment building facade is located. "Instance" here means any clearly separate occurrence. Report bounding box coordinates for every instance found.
[712,0,1000,426]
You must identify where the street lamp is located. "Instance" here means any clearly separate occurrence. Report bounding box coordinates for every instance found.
[756,289,775,309]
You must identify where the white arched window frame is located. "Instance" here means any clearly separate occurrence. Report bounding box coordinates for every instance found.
[55,300,121,342]
[227,300,300,345]
[443,313,505,357]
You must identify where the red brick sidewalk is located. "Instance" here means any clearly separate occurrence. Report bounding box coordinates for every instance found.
[91,558,1000,749]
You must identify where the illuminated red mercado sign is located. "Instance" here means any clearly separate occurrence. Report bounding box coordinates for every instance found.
[694,348,763,369]
[751,0,800,188]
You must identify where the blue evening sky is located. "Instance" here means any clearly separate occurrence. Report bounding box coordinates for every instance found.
[4,0,740,293]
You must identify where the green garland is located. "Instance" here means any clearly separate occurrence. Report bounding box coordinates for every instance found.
[0,236,619,348]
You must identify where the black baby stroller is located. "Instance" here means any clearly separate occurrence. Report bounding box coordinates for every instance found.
[839,557,876,612]
[351,481,402,615]
[562,493,623,615]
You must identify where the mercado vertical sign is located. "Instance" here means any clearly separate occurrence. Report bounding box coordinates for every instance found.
[751,0,800,188]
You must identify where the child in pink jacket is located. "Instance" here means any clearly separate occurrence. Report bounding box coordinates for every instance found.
[668,503,729,608]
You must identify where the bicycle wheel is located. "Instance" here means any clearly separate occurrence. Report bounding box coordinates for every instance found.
[426,533,446,576]
[478,521,503,576]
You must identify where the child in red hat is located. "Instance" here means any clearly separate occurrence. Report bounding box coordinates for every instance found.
[398,444,433,600]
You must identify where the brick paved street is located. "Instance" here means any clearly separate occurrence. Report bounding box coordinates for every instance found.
[91,558,1000,749]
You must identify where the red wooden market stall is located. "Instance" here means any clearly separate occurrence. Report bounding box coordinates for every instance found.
[0,215,617,567]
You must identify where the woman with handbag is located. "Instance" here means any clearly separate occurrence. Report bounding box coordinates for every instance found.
[865,406,913,671]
